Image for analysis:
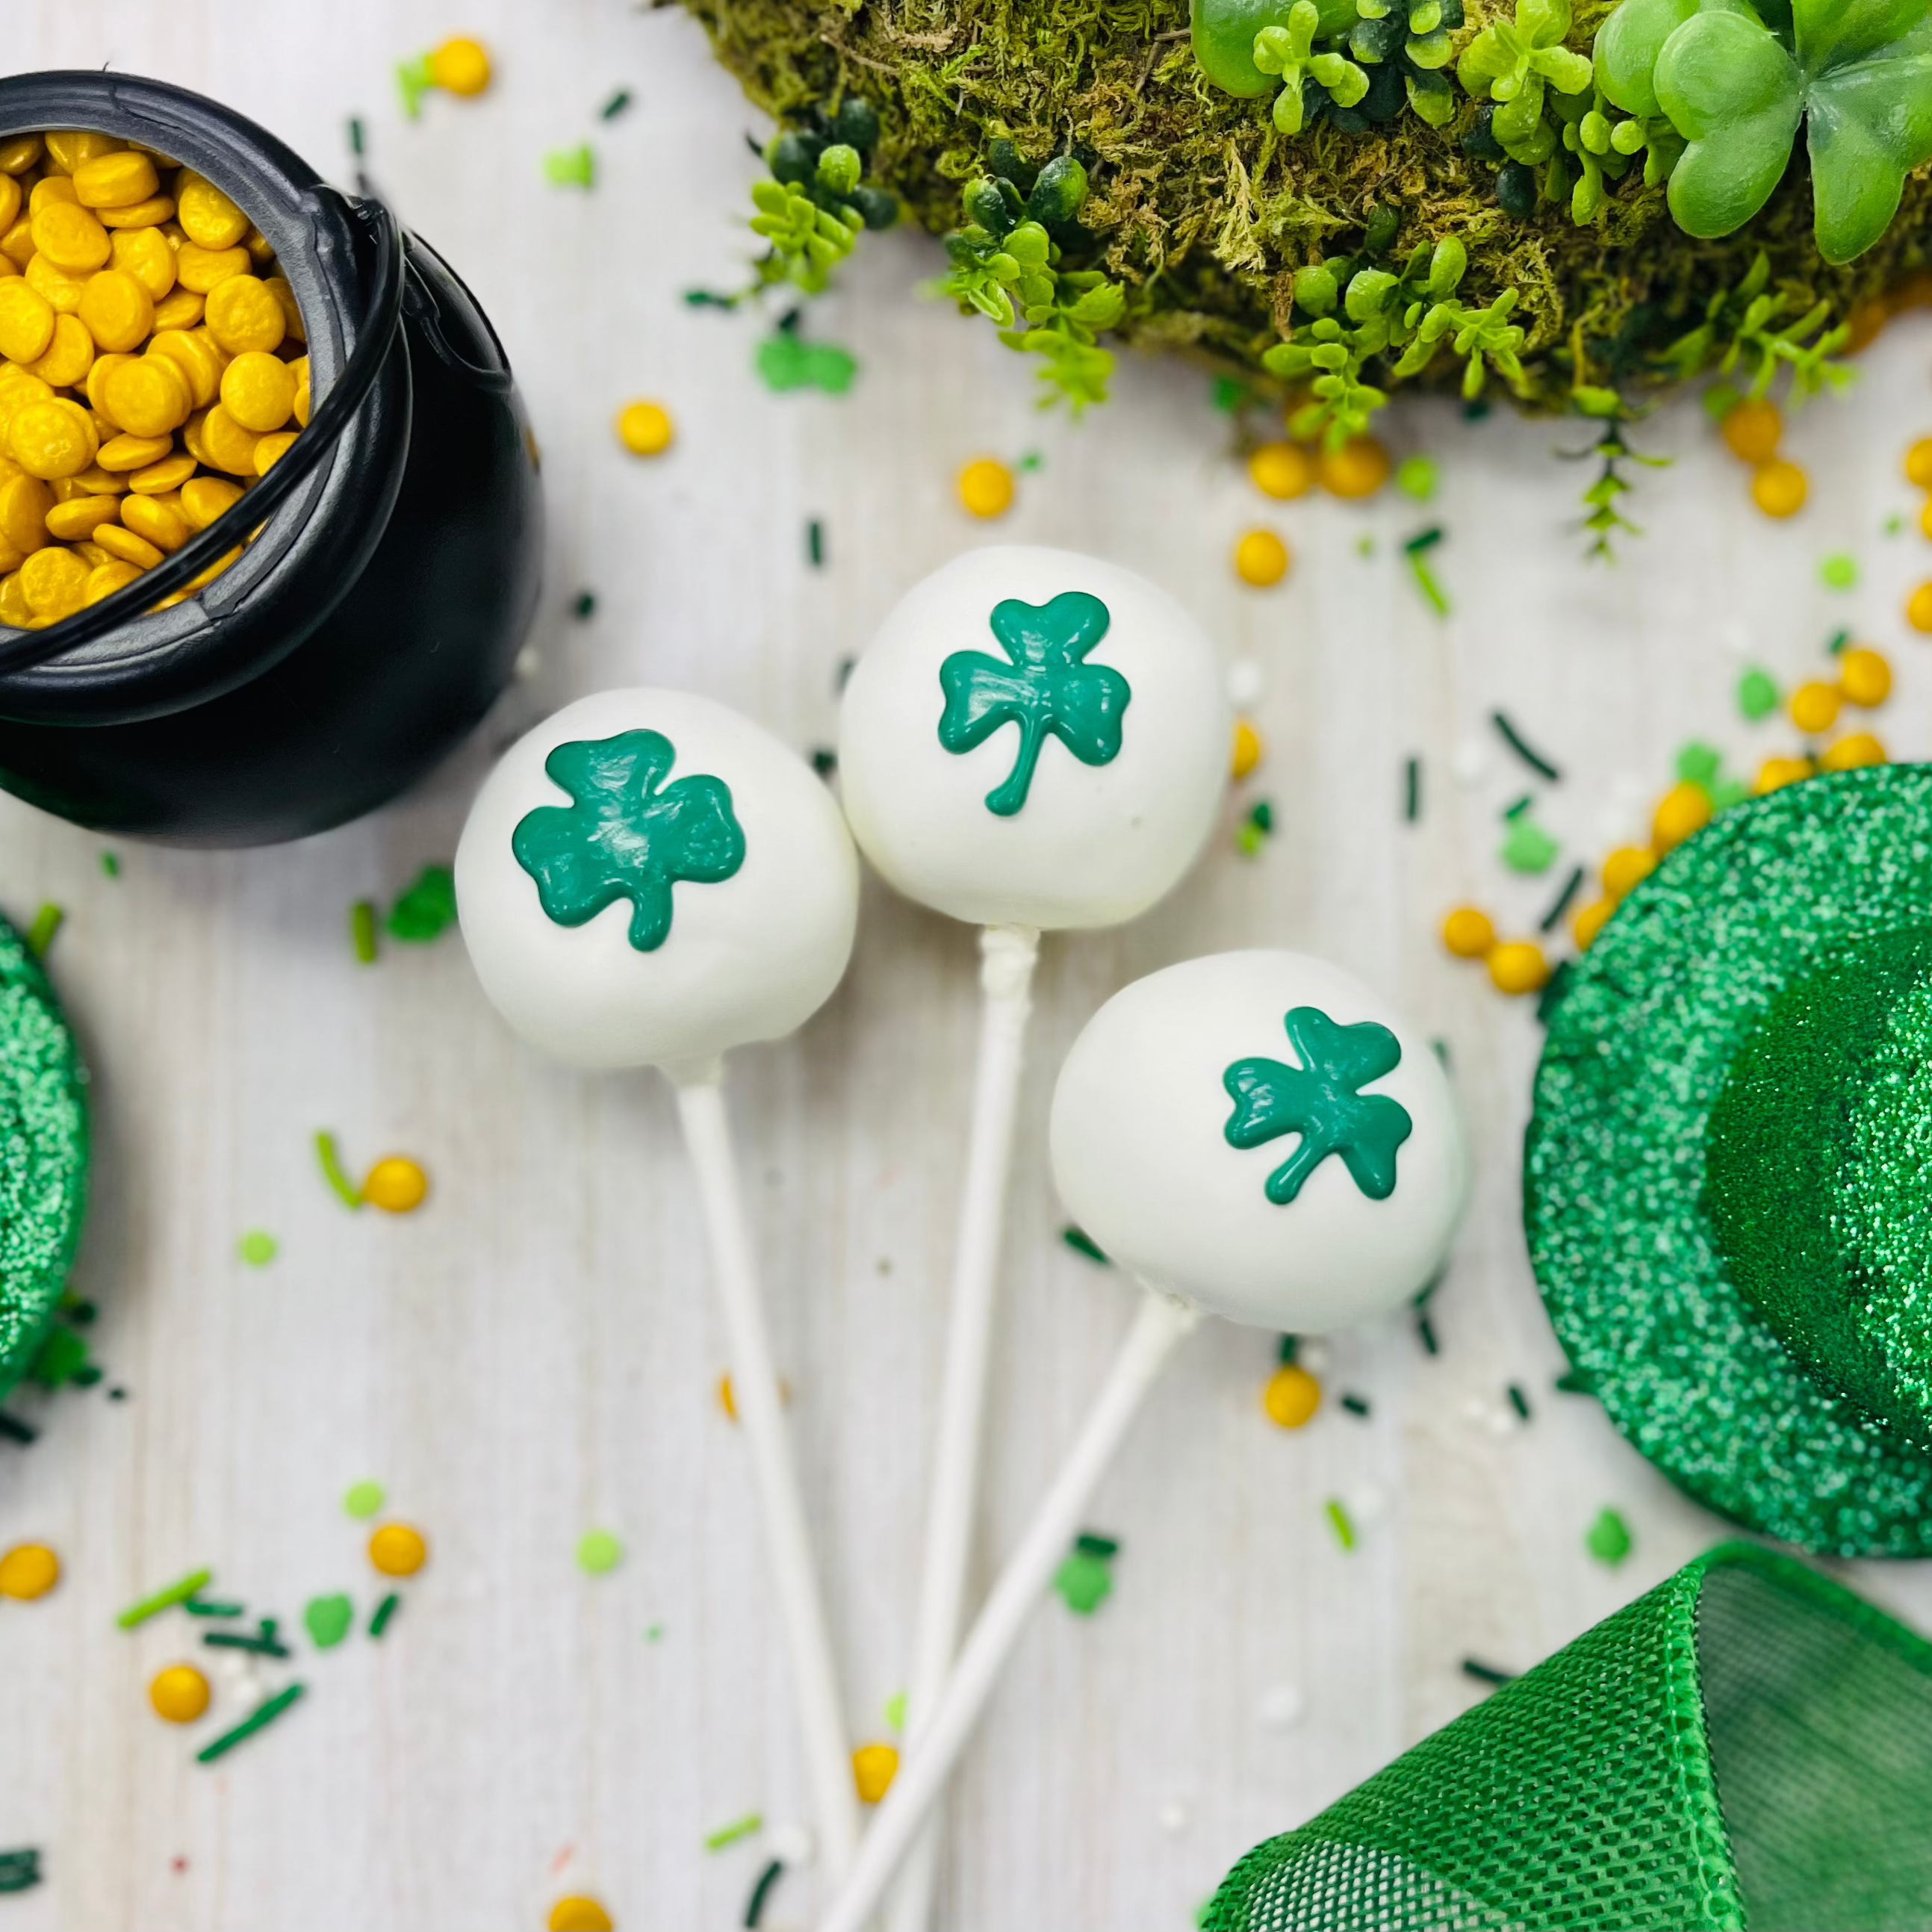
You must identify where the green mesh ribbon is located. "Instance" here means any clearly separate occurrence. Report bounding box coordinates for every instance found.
[0,911,88,1400]
[1205,1545,1932,1931]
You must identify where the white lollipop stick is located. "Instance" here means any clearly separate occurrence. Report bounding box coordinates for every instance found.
[821,948,1467,1932]
[838,549,1230,1928]
[456,688,865,1880]
[676,1070,860,1874]
[827,1290,1199,1932]
[889,922,1037,1928]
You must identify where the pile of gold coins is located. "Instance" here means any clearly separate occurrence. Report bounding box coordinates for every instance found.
[0,128,311,628]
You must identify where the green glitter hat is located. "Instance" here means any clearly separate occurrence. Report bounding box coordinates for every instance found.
[1526,764,1932,1557]
[0,911,88,1400]
[1204,1544,1932,1931]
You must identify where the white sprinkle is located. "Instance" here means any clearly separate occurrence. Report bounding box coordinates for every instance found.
[1452,739,1488,785]
[1352,1482,1389,1523]
[1226,659,1267,710]
[767,1822,815,1868]
[1297,1340,1331,1375]
[1257,1682,1306,1730]
[1158,1799,1192,1835]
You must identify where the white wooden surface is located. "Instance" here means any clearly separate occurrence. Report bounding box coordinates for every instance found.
[4,6,1932,1928]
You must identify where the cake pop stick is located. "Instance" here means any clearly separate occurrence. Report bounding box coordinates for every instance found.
[456,688,863,1874]
[837,547,1229,1930]
[818,950,1467,1932]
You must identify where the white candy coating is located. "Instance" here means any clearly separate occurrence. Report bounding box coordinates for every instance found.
[456,689,859,1073]
[1049,951,1467,1332]
[837,547,1229,931]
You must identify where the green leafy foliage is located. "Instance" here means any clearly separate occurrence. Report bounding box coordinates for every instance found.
[745,97,897,297]
[937,146,1127,413]
[1563,404,1671,561]
[385,865,458,942]
[1253,3,1371,132]
[1660,249,1853,401]
[1456,0,1594,153]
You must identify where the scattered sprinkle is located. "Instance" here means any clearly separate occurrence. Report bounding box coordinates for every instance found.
[369,1523,428,1577]
[1416,1312,1439,1355]
[1235,529,1290,588]
[196,1683,305,1765]
[0,1411,38,1444]
[347,117,365,158]
[755,333,857,395]
[1053,1532,1117,1614]
[644,1621,665,1643]
[0,1850,40,1895]
[1278,1334,1299,1366]
[1016,450,1046,473]
[577,1529,623,1576]
[1211,375,1249,412]
[1403,756,1420,822]
[1820,553,1859,590]
[368,1592,401,1639]
[205,1620,291,1659]
[29,1324,98,1390]
[25,903,62,959]
[1537,866,1586,933]
[1500,812,1559,875]
[852,1742,900,1804]
[118,1568,214,1630]
[0,1543,59,1600]
[1491,711,1562,782]
[705,1813,764,1852]
[1403,527,1450,616]
[361,1155,429,1214]
[1585,1506,1633,1568]
[1339,1392,1370,1418]
[184,1598,243,1618]
[1264,1362,1320,1429]
[1461,1657,1515,1686]
[807,519,825,568]
[599,88,633,119]
[237,1230,278,1267]
[1506,1383,1532,1422]
[386,866,458,942]
[573,591,597,619]
[149,1664,211,1724]
[810,748,837,779]
[1060,1226,1109,1264]
[957,456,1014,520]
[350,900,378,963]
[1325,1498,1357,1551]
[745,1857,784,1927]
[1827,627,1852,655]
[344,1480,385,1520]
[549,1900,615,1932]
[616,400,674,457]
[1396,455,1440,502]
[544,144,596,189]
[315,1132,364,1210]
[883,1691,907,1731]
[99,852,119,878]
[303,1594,353,1650]
[1355,535,1376,558]
[1555,1367,1595,1394]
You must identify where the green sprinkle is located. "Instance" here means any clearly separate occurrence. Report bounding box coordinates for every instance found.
[117,1568,214,1630]
[99,852,119,878]
[755,333,857,395]
[1235,821,1266,858]
[1585,1506,1633,1568]
[1405,548,1450,618]
[1507,1382,1532,1421]
[1738,666,1780,721]
[1503,794,1533,819]
[304,1594,354,1650]
[1396,455,1440,502]
[577,1529,624,1576]
[1355,535,1375,558]
[1403,525,1445,554]
[1210,375,1248,413]
[1500,813,1559,876]
[1820,553,1859,591]
[1248,798,1274,833]
[1278,1332,1299,1364]
[1491,711,1560,783]
[807,519,825,568]
[396,57,433,120]
[1060,1226,1109,1264]
[1325,1499,1357,1551]
[1016,450,1046,473]
[1461,1656,1515,1686]
[1555,1367,1595,1394]
[386,866,457,942]
[184,1598,243,1618]
[0,1849,40,1895]
[883,1690,907,1731]
[644,1621,665,1642]
[573,591,596,619]
[1885,512,1906,536]
[705,1813,764,1852]
[350,899,378,963]
[1339,1392,1370,1417]
[1403,757,1420,822]
[196,1683,305,1765]
[205,1619,289,1659]
[1416,1311,1439,1355]
[368,1592,400,1638]
[1827,627,1852,655]
[25,904,62,959]
[343,1479,385,1520]
[745,1857,784,1928]
[544,143,596,189]
[315,1131,364,1210]
[30,1325,95,1389]
[810,748,837,779]
[1675,741,1723,787]
[1538,865,1585,933]
[1052,1544,1114,1615]
[600,88,633,119]
[348,117,366,158]
[1075,1531,1120,1558]
[237,1230,278,1267]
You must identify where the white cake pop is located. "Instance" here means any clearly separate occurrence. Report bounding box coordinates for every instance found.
[456,686,863,1876]
[837,545,1229,931]
[1052,950,1467,1331]
[819,949,1467,1932]
[456,687,858,1075]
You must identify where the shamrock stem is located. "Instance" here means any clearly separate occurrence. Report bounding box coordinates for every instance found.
[985,712,1048,816]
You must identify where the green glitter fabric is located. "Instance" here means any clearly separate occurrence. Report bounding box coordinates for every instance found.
[1205,1544,1932,1931]
[0,911,88,1400]
[1526,764,1932,1556]
[1704,927,1932,1451]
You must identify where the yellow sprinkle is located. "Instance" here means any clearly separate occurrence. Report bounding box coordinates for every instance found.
[1905,436,1932,491]
[853,1741,901,1804]
[1650,781,1713,854]
[1247,441,1314,500]
[615,400,674,458]
[429,37,493,96]
[1317,436,1391,500]
[1907,582,1932,635]
[1571,898,1615,951]
[1234,528,1289,588]
[1720,397,1781,465]
[956,456,1014,519]
[1231,718,1264,780]
[0,1541,60,1600]
[1440,906,1496,960]
[1821,733,1886,772]
[1754,755,1814,795]
[1750,459,1807,519]
[717,1372,788,1420]
[1600,845,1656,902]
[362,1155,429,1214]
[369,1523,429,1577]
[547,1900,613,1932]
[1788,680,1842,736]
[1487,941,1550,996]
[1837,647,1892,709]
[149,1663,211,1724]
[1262,1364,1321,1429]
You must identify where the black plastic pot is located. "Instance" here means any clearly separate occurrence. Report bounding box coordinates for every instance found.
[0,72,544,846]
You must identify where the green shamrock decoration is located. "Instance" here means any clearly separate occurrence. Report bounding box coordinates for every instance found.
[937,591,1130,816]
[512,730,745,952]
[1223,1006,1414,1205]
[1456,0,1594,156]
[1636,0,1932,264]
